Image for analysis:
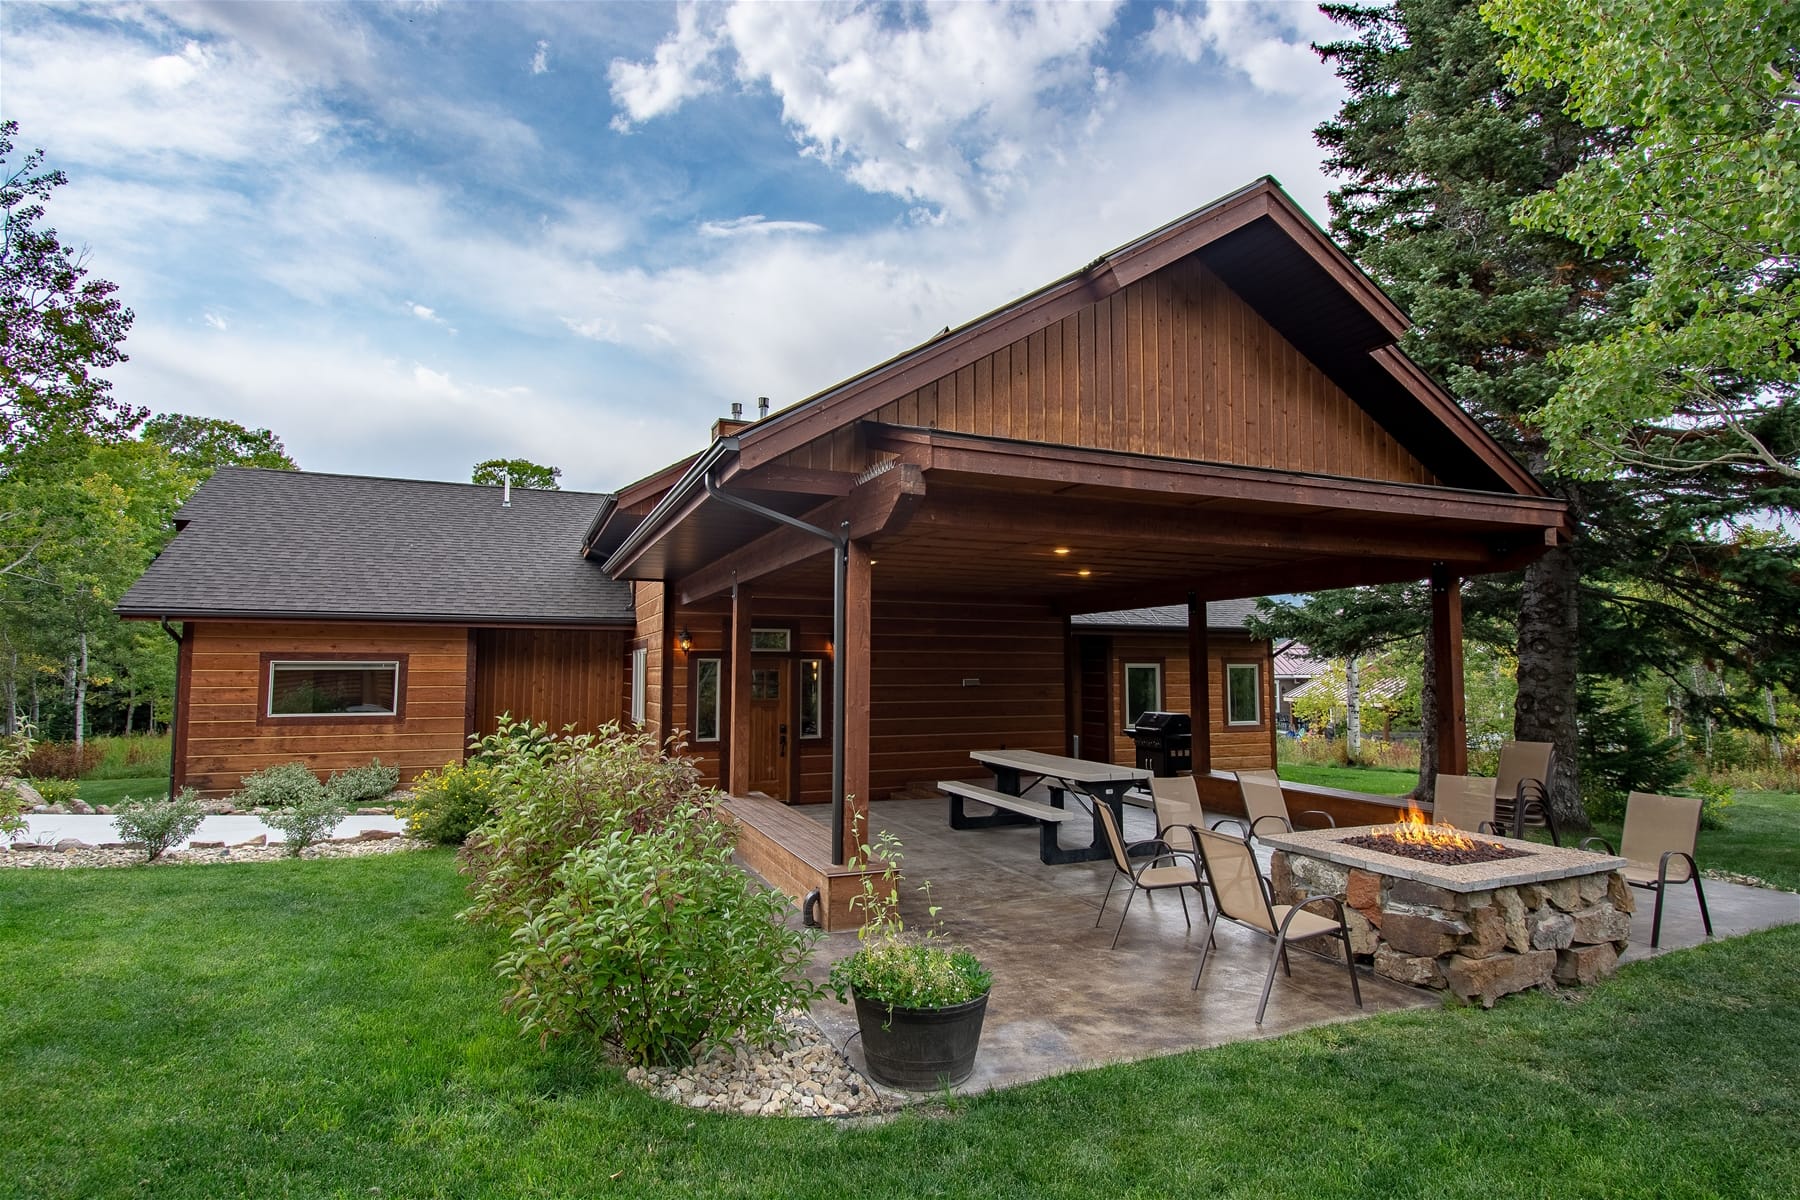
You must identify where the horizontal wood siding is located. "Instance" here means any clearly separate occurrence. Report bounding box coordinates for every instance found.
[472,628,626,738]
[1104,632,1276,771]
[776,259,1436,487]
[667,592,1066,802]
[634,582,666,738]
[182,622,471,795]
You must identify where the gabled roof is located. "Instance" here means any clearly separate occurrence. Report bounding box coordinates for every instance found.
[119,468,634,625]
[1070,600,1260,631]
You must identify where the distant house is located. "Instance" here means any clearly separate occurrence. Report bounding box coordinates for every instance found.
[122,178,1566,928]
[1274,642,1327,730]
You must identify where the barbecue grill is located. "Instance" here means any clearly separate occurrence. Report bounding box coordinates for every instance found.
[1123,711,1192,776]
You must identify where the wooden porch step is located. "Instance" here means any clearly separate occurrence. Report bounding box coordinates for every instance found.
[720,795,887,933]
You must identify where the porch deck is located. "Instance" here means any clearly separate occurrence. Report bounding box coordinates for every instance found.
[747,795,1800,1094]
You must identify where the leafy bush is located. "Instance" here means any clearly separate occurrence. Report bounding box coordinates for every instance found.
[237,761,325,809]
[496,807,820,1066]
[1690,777,1734,831]
[20,741,103,780]
[326,759,400,805]
[459,719,709,928]
[263,794,349,856]
[31,778,80,807]
[114,791,205,862]
[0,727,33,837]
[399,760,495,845]
[827,828,991,1010]
[1579,684,1689,819]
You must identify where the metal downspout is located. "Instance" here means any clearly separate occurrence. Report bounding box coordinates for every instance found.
[159,618,183,801]
[702,471,851,866]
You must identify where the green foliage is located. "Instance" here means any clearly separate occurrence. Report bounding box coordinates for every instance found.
[263,794,349,857]
[496,808,820,1067]
[458,718,708,928]
[0,726,31,836]
[1578,683,1690,819]
[471,458,561,491]
[325,758,399,805]
[112,789,204,862]
[828,827,991,1011]
[236,761,325,809]
[400,760,497,845]
[1483,0,1800,481]
[140,412,296,475]
[78,734,170,780]
[30,778,79,807]
[1689,777,1735,833]
[19,740,102,780]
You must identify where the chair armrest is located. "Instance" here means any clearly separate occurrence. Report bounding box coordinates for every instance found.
[1579,834,1615,855]
[1477,820,1502,836]
[1295,809,1336,830]
[1658,848,1699,885]
[1249,814,1294,838]
[1209,816,1250,837]
[1280,893,1347,935]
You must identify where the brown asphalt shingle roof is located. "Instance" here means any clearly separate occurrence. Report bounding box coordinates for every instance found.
[117,467,633,625]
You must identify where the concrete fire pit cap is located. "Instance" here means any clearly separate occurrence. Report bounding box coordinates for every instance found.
[1257,825,1628,892]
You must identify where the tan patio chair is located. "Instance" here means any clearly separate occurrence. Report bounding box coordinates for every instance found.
[1430,774,1503,835]
[1493,740,1560,843]
[1581,791,1714,948]
[1093,796,1206,949]
[1150,775,1205,855]
[1190,826,1363,1025]
[1227,770,1335,840]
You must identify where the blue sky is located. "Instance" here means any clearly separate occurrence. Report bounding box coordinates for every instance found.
[2,1,1352,491]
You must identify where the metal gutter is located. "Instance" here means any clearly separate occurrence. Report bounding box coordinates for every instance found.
[600,437,741,577]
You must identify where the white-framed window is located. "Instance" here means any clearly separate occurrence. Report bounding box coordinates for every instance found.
[750,628,791,652]
[1226,662,1262,726]
[630,646,648,725]
[799,658,822,739]
[693,657,722,742]
[267,660,398,718]
[1123,662,1162,725]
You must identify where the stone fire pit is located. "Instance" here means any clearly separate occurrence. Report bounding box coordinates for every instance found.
[1258,825,1633,1007]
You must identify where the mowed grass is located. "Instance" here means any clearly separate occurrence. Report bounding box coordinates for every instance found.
[63,775,170,808]
[1278,761,1419,795]
[3,854,1798,1199]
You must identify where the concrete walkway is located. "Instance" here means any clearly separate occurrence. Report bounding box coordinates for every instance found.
[10,812,408,849]
[797,795,1800,1094]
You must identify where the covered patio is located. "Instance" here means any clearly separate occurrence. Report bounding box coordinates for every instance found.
[786,795,1800,1093]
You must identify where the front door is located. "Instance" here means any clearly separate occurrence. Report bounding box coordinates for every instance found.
[748,660,790,800]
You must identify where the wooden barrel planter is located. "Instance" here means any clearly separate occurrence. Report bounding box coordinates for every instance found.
[852,990,990,1089]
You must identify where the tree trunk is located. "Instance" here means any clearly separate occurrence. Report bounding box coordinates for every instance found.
[124,681,136,737]
[3,652,15,736]
[1345,656,1363,762]
[1515,542,1586,829]
[1767,688,1784,764]
[74,633,88,751]
[1417,614,1441,803]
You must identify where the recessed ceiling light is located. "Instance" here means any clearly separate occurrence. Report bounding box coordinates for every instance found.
[1077,568,1092,577]
[1053,547,1071,555]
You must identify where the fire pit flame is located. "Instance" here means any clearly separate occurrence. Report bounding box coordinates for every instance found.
[1378,804,1477,851]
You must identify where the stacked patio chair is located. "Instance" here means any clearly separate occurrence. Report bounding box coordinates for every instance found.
[1581,791,1714,948]
[1430,774,1504,834]
[1492,740,1560,844]
[1189,825,1363,1025]
[1149,775,1206,855]
[1093,796,1207,949]
[1224,770,1335,840]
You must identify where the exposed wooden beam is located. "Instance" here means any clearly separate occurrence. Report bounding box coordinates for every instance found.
[728,584,753,797]
[722,463,858,497]
[842,540,873,864]
[675,465,926,605]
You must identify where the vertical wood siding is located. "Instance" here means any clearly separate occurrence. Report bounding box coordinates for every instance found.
[472,628,626,738]
[1100,632,1276,770]
[634,581,667,737]
[180,622,470,795]
[775,258,1436,486]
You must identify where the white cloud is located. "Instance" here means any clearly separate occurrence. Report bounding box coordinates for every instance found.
[697,215,827,238]
[203,312,229,331]
[609,1,1122,216]
[608,3,725,132]
[1146,1,1344,103]
[408,302,451,329]
[530,39,550,75]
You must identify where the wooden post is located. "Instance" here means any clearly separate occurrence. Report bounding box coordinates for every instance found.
[1431,566,1468,775]
[842,539,873,863]
[1188,591,1212,774]
[728,582,754,797]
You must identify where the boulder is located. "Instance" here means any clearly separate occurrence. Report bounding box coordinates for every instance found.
[1382,911,1469,958]
[1606,872,1637,914]
[1577,872,1609,905]
[1528,910,1575,951]
[1458,903,1510,959]
[1374,944,1446,988]
[1554,942,1620,986]
[1346,869,1381,915]
[1,778,45,808]
[1494,887,1532,953]
[1444,948,1556,1008]
[232,834,268,848]
[1286,854,1350,897]
[356,828,402,841]
[53,838,90,851]
[1568,903,1632,945]
[1342,907,1379,958]
[1543,877,1582,912]
[1384,877,1462,912]
[68,799,94,815]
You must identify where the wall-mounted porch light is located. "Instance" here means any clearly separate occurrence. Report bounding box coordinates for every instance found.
[677,627,692,653]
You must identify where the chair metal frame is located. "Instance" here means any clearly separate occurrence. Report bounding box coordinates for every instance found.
[1493,741,1561,844]
[1092,795,1208,950]
[1581,790,1714,948]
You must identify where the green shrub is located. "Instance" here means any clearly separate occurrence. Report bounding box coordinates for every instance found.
[0,727,32,837]
[31,778,81,807]
[1691,777,1734,831]
[1579,683,1689,819]
[496,806,820,1066]
[114,790,205,862]
[237,761,325,809]
[459,718,708,928]
[263,794,349,856]
[399,760,495,845]
[326,759,400,805]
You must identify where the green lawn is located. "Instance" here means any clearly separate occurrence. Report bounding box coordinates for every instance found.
[3,854,1797,1199]
[60,774,169,807]
[1277,762,1419,795]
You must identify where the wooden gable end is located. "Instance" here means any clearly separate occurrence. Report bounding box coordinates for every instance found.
[776,257,1437,487]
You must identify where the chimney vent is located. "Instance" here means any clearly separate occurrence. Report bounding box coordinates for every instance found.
[731,401,744,420]
[757,395,770,418]
[501,468,511,508]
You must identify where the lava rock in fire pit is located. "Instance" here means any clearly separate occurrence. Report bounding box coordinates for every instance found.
[1339,832,1533,868]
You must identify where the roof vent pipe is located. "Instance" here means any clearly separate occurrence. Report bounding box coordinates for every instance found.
[501,468,511,508]
[731,401,743,420]
[757,395,770,418]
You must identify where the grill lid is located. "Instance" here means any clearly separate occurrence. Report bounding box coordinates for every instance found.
[1127,711,1193,735]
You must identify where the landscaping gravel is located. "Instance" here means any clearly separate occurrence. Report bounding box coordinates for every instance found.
[624,1010,899,1118]
[0,831,430,869]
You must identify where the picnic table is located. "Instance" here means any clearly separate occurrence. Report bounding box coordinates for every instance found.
[940,749,1151,865]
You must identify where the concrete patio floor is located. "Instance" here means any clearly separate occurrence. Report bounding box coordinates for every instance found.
[785,792,1800,1095]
